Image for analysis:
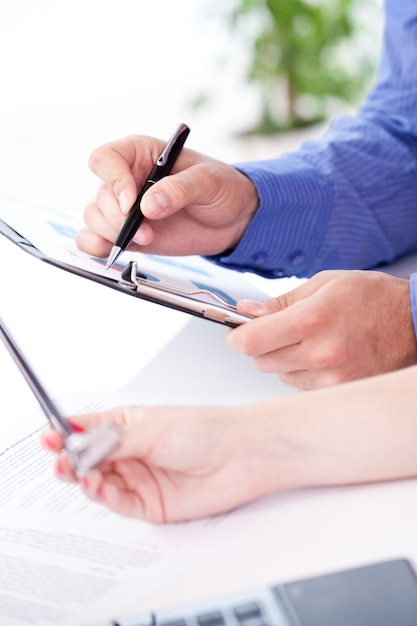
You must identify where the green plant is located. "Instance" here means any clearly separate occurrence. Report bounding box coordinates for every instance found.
[202,0,381,134]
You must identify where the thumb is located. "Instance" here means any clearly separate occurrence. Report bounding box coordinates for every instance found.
[140,163,213,220]
[237,278,319,317]
[67,406,158,462]
[236,295,292,317]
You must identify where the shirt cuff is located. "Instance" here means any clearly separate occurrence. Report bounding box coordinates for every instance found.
[410,274,417,340]
[208,155,335,279]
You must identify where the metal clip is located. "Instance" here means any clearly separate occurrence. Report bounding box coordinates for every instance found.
[119,261,238,310]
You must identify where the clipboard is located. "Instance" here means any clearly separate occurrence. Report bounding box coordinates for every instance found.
[0,196,264,327]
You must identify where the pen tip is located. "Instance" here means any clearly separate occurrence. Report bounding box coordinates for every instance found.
[106,246,122,271]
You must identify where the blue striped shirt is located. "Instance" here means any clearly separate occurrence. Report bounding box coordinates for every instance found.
[210,0,417,337]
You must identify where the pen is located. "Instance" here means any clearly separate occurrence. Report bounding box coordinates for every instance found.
[0,316,72,436]
[105,122,190,270]
[0,316,122,478]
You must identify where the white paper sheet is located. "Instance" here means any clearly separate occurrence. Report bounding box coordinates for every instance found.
[0,391,336,626]
[0,395,212,626]
[0,196,268,308]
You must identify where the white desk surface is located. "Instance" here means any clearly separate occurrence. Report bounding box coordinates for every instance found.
[123,253,417,613]
[126,322,417,616]
[1,217,417,621]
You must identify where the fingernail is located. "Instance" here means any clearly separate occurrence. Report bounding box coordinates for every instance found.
[143,192,167,216]
[56,459,64,476]
[118,189,132,215]
[66,420,85,433]
[134,227,148,246]
[98,486,106,501]
[44,436,57,451]
[81,476,89,489]
[239,299,267,315]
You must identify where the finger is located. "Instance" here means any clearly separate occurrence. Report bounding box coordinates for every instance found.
[95,183,126,227]
[238,278,328,318]
[55,453,78,482]
[252,344,306,374]
[279,367,346,391]
[251,334,345,374]
[98,479,149,520]
[43,410,143,485]
[41,418,91,456]
[79,189,154,254]
[79,468,107,501]
[54,451,116,486]
[227,311,301,357]
[76,219,152,258]
[41,427,65,453]
[92,182,152,244]
[100,459,168,523]
[82,198,122,245]
[75,227,113,258]
[50,411,122,438]
[88,138,154,216]
[50,407,150,463]
[46,406,162,474]
[140,159,221,222]
[278,370,314,390]
[81,463,152,521]
[237,270,346,317]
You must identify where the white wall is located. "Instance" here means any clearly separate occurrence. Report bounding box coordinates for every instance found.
[0,1,382,214]
[0,1,263,214]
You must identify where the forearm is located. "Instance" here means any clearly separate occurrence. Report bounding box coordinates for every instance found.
[41,365,417,523]
[410,274,417,342]
[243,365,417,497]
[210,0,417,279]
[211,114,417,279]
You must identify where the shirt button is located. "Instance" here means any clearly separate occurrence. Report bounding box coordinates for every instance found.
[289,250,304,266]
[272,268,285,278]
[252,251,268,265]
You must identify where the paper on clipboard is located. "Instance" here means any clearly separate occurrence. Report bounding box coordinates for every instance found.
[0,196,268,327]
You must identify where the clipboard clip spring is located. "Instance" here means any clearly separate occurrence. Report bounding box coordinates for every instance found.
[120,261,148,290]
[120,261,238,310]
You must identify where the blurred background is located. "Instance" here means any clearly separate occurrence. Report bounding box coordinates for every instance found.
[0,0,382,216]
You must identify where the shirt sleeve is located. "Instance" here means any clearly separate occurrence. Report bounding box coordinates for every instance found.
[208,0,417,279]
[410,274,417,341]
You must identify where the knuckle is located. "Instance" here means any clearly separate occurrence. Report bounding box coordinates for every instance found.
[88,147,105,174]
[301,308,323,333]
[83,201,97,224]
[163,176,189,207]
[234,330,257,357]
[279,371,311,390]
[280,364,353,391]
[252,356,270,373]
[193,161,225,203]
[316,369,351,388]
[271,292,292,312]
[313,342,345,369]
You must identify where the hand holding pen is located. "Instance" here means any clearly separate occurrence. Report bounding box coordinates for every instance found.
[105,123,190,269]
[76,128,259,262]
